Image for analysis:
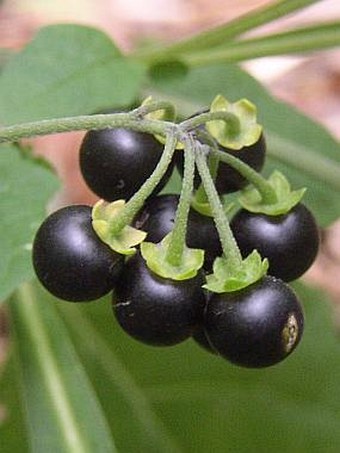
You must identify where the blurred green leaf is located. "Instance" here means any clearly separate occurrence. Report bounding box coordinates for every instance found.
[9,282,116,453]
[148,63,340,224]
[60,298,182,453]
[0,356,28,453]
[135,0,320,60]
[0,24,146,125]
[58,281,340,453]
[0,145,59,302]
[180,22,340,66]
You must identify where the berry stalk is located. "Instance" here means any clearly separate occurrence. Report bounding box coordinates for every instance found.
[195,145,243,267]
[181,110,240,137]
[211,148,277,204]
[165,135,195,267]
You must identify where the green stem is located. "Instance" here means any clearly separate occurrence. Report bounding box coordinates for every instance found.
[192,128,220,207]
[195,145,242,267]
[133,100,176,121]
[181,110,240,135]
[133,0,319,61]
[212,149,278,204]
[178,22,340,67]
[110,130,178,234]
[165,135,195,267]
[193,153,219,207]
[0,112,170,143]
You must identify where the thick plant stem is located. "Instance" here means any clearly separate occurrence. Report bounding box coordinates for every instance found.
[110,130,178,234]
[212,149,277,204]
[0,113,169,143]
[195,145,243,267]
[165,136,195,267]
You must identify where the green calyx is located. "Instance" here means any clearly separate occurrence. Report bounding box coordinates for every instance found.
[191,194,234,218]
[239,170,306,215]
[140,234,204,280]
[204,250,269,293]
[206,94,262,150]
[92,200,146,255]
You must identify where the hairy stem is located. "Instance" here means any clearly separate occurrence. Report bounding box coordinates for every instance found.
[0,112,169,143]
[165,135,195,267]
[211,149,277,204]
[181,110,240,136]
[195,145,242,267]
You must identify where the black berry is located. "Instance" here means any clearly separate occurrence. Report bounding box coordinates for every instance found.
[230,203,320,281]
[204,276,304,368]
[114,252,206,346]
[32,205,124,302]
[79,128,174,201]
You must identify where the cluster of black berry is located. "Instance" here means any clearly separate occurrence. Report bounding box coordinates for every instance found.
[32,102,320,368]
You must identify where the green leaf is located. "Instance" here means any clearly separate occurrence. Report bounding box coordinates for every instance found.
[0,24,146,125]
[0,145,59,302]
[9,282,116,453]
[57,281,340,452]
[148,63,340,224]
[59,303,182,453]
[0,356,29,452]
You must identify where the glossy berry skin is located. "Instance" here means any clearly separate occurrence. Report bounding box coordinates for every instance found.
[79,128,174,201]
[230,203,320,282]
[32,205,124,302]
[176,131,266,194]
[114,252,207,346]
[134,194,222,270]
[192,328,217,354]
[204,276,304,368]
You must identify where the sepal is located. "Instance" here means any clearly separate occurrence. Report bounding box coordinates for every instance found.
[140,233,204,280]
[204,250,268,293]
[239,170,306,215]
[206,94,262,150]
[92,200,146,255]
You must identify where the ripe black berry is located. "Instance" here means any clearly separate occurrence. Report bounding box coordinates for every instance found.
[79,128,174,201]
[230,203,320,282]
[204,276,304,368]
[114,252,206,346]
[32,205,124,302]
